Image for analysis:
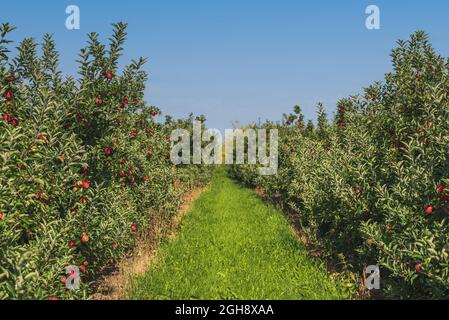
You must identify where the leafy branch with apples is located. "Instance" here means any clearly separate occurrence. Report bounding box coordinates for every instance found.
[0,22,212,300]
[230,31,449,299]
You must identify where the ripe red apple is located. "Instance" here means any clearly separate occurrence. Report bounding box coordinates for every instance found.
[425,121,433,127]
[36,135,48,141]
[81,181,90,189]
[437,185,446,193]
[104,146,112,156]
[133,99,140,105]
[142,175,149,182]
[95,97,103,105]
[355,187,362,194]
[424,205,433,215]
[3,90,13,99]
[131,225,137,232]
[119,171,126,177]
[79,264,87,273]
[8,75,15,81]
[104,71,113,79]
[119,159,126,165]
[69,241,77,248]
[10,119,18,127]
[415,264,421,272]
[80,232,89,243]
[123,97,129,105]
[119,103,125,109]
[48,297,60,301]
[150,111,158,117]
[2,113,10,121]
[0,212,4,220]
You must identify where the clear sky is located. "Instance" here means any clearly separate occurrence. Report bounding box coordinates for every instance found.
[2,0,449,130]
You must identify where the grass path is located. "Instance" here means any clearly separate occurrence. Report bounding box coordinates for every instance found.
[128,169,351,300]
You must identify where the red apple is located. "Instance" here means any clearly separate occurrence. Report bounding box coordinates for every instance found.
[79,264,87,273]
[104,146,112,157]
[104,71,113,79]
[80,232,89,243]
[3,90,13,99]
[424,205,433,215]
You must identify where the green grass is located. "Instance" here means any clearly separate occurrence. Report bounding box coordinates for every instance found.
[128,169,352,300]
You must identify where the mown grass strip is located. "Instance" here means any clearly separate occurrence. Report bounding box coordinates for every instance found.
[129,168,352,300]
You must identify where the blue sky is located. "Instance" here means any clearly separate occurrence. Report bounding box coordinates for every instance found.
[2,0,449,130]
